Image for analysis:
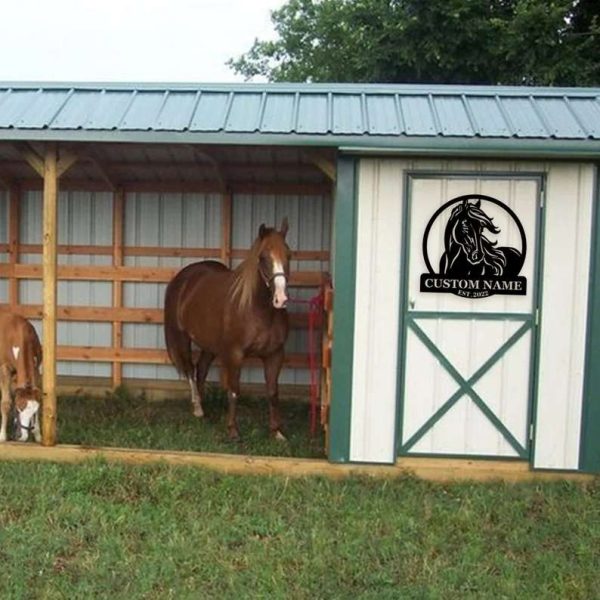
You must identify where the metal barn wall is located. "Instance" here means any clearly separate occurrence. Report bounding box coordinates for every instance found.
[20,190,113,377]
[348,158,595,468]
[13,189,330,386]
[533,164,595,470]
[350,159,407,463]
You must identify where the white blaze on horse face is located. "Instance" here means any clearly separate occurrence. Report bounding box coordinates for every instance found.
[12,346,20,360]
[17,399,39,442]
[271,258,288,309]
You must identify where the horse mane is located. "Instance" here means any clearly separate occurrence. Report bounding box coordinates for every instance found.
[447,201,508,276]
[229,233,266,312]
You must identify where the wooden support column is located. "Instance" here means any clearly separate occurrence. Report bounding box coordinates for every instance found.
[41,145,58,446]
[112,188,125,388]
[8,186,20,308]
[221,191,233,268]
[219,191,233,388]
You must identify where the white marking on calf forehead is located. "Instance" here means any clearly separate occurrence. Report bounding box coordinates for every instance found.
[12,346,20,360]
[19,400,40,424]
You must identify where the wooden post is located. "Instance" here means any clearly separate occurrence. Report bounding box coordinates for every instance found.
[8,186,20,308]
[42,145,58,446]
[221,191,233,267]
[219,191,233,388]
[112,188,125,388]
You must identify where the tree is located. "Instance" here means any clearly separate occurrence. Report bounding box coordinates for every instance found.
[228,0,600,86]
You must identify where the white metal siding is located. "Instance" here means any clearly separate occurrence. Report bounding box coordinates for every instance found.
[350,160,408,463]
[350,158,594,468]
[534,164,595,470]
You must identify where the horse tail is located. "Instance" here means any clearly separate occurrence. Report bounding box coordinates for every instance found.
[163,272,194,381]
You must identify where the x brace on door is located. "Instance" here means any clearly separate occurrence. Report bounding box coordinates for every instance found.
[401,313,533,457]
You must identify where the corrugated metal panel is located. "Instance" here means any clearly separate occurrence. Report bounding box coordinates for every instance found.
[399,96,437,135]
[262,93,296,133]
[365,95,400,135]
[155,92,198,131]
[467,97,512,137]
[189,92,230,131]
[0,83,598,144]
[499,97,549,137]
[351,160,406,463]
[534,164,594,469]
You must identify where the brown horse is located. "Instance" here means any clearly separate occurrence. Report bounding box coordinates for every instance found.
[164,218,291,440]
[0,312,42,442]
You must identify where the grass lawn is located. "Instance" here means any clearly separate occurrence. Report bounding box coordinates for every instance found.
[56,386,325,459]
[0,460,598,598]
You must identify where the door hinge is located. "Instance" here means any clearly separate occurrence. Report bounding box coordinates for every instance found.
[535,308,540,326]
[529,423,535,441]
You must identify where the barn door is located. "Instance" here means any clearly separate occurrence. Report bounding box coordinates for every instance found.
[399,174,541,458]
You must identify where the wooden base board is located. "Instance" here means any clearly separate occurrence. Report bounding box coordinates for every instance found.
[0,443,594,483]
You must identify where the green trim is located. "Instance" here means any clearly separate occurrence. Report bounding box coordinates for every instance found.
[409,311,532,321]
[394,172,413,456]
[401,319,531,456]
[328,157,358,463]
[528,176,547,470]
[0,130,599,157]
[580,164,600,473]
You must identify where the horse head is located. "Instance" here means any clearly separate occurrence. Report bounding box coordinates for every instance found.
[448,199,500,266]
[13,385,40,442]
[256,217,291,309]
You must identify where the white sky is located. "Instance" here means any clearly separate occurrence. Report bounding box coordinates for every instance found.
[0,0,286,83]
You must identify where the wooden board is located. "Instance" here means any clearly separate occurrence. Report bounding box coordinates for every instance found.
[0,443,593,483]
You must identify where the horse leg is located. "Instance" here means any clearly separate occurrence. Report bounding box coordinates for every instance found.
[189,350,214,418]
[224,360,242,441]
[0,365,11,442]
[263,349,286,441]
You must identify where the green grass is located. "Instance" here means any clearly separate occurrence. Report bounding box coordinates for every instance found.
[56,386,325,459]
[0,460,599,598]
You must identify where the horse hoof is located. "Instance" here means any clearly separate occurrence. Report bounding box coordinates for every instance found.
[192,407,204,418]
[273,430,287,442]
[228,428,241,442]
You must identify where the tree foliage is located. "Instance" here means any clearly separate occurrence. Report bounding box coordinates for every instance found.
[228,0,600,85]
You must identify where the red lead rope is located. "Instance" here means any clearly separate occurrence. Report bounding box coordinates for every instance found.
[288,291,324,436]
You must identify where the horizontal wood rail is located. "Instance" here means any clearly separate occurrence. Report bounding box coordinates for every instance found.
[8,304,311,328]
[15,245,329,261]
[56,346,309,368]
[0,264,326,286]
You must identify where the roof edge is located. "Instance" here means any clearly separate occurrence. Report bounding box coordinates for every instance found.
[0,81,599,97]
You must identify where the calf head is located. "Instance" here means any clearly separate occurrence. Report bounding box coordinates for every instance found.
[13,386,41,442]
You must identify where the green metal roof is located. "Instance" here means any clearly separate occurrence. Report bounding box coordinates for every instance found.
[0,82,599,156]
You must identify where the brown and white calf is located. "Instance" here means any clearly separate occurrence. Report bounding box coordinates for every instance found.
[0,312,42,442]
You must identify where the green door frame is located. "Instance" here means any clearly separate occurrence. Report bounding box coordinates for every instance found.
[328,156,358,462]
[396,172,544,460]
[580,164,600,473]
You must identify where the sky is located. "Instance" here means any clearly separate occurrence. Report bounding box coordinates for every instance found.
[0,0,286,83]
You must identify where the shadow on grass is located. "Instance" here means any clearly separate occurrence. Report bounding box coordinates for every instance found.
[56,385,325,459]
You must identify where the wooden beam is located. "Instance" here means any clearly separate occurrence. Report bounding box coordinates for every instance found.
[42,145,58,446]
[8,186,20,308]
[112,188,125,388]
[0,444,594,483]
[55,347,310,368]
[8,304,310,330]
[16,179,332,196]
[14,143,45,178]
[0,264,326,286]
[303,151,336,182]
[56,151,79,179]
[16,244,328,261]
[221,192,233,267]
